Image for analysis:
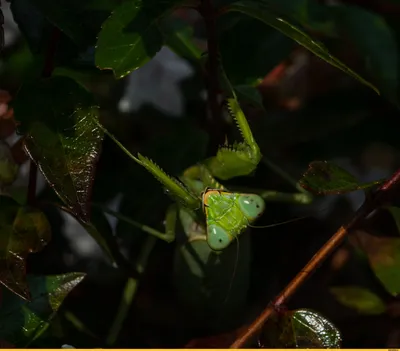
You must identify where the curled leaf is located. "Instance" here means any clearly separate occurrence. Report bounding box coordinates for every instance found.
[330,286,386,315]
[299,161,384,195]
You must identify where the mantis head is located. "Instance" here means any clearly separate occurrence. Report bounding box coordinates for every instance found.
[202,190,265,251]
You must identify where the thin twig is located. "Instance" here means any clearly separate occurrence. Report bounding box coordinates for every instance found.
[106,236,157,345]
[230,168,400,348]
[198,0,227,151]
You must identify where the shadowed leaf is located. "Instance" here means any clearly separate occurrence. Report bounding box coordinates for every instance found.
[330,286,386,315]
[330,5,398,106]
[234,85,264,109]
[226,1,379,95]
[95,0,182,79]
[0,196,51,300]
[354,230,400,296]
[13,76,104,222]
[259,308,342,348]
[0,273,85,347]
[161,17,202,61]
[0,141,18,187]
[299,161,384,195]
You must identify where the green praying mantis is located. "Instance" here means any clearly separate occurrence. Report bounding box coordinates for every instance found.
[98,88,313,332]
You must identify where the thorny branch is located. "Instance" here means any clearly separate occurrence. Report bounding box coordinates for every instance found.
[230,168,400,348]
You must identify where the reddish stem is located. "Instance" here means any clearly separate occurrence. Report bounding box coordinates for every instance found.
[230,167,400,348]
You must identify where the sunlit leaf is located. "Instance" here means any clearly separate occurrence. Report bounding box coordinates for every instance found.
[330,286,386,315]
[0,273,85,347]
[95,0,182,79]
[0,196,51,300]
[354,231,400,296]
[298,161,384,195]
[259,308,342,348]
[226,1,379,95]
[13,76,104,222]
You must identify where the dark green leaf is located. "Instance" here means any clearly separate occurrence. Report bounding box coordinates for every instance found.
[28,0,112,47]
[226,1,379,95]
[219,14,294,85]
[355,231,400,296]
[0,141,18,187]
[298,161,384,195]
[234,85,264,109]
[386,206,400,235]
[330,286,386,315]
[10,0,52,53]
[13,76,104,222]
[331,5,398,106]
[161,17,202,61]
[96,0,181,78]
[0,273,85,347]
[0,196,51,300]
[259,308,342,348]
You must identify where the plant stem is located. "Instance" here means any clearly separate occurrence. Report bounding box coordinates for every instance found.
[106,236,157,345]
[198,0,227,152]
[26,27,61,206]
[230,167,400,348]
[27,161,37,206]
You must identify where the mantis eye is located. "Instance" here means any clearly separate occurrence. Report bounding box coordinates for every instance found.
[207,224,232,251]
[238,194,265,221]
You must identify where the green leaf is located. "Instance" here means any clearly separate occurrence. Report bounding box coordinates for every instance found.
[298,161,384,195]
[13,76,104,222]
[0,196,51,300]
[161,17,202,61]
[259,308,342,348]
[330,286,386,315]
[355,231,400,296]
[226,1,380,95]
[331,5,398,106]
[0,273,85,347]
[95,0,181,78]
[28,0,112,47]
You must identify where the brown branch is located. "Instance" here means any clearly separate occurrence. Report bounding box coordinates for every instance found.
[26,27,61,206]
[230,168,400,348]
